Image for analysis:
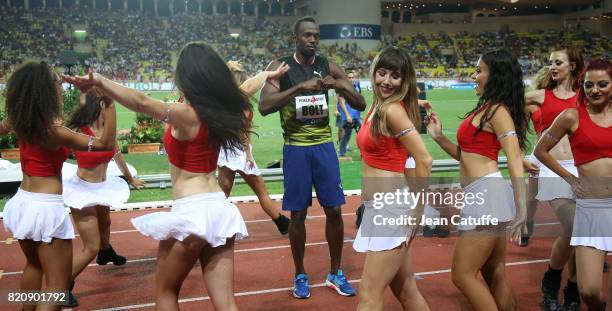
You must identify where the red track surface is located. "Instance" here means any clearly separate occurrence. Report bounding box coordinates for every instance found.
[0,196,607,310]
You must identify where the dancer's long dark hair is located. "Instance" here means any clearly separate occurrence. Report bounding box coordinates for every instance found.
[174,42,252,151]
[66,88,111,130]
[465,49,528,151]
[5,62,61,144]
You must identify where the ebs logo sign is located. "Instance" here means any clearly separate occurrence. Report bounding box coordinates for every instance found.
[320,24,381,40]
[340,26,352,38]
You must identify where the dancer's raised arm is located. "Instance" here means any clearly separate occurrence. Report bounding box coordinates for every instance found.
[54,93,116,151]
[239,62,289,97]
[63,72,198,130]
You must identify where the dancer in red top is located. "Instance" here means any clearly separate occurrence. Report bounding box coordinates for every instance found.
[1,62,116,311]
[535,59,612,311]
[64,42,251,311]
[527,46,584,311]
[353,46,433,311]
[521,66,549,247]
[61,88,144,307]
[427,49,528,310]
[218,60,291,235]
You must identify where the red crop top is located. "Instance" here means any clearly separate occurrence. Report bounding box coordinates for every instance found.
[19,141,70,177]
[163,122,220,173]
[569,104,612,166]
[457,105,501,161]
[540,89,577,130]
[531,108,544,134]
[74,127,115,169]
[356,105,409,173]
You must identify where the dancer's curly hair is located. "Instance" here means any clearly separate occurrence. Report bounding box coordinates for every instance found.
[5,62,61,144]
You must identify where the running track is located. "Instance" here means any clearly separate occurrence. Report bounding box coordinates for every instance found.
[0,195,606,310]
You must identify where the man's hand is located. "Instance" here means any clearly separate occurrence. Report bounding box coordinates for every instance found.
[320,75,337,90]
[299,78,323,92]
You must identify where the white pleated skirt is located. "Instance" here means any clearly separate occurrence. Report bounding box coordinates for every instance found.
[3,189,75,243]
[353,198,416,253]
[131,192,248,247]
[536,159,577,201]
[217,144,261,176]
[458,172,516,231]
[405,156,416,169]
[63,175,130,209]
[570,198,612,251]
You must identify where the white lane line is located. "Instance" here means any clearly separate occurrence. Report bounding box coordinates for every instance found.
[0,221,566,275]
[0,239,357,276]
[0,218,562,245]
[91,257,560,311]
[236,239,355,253]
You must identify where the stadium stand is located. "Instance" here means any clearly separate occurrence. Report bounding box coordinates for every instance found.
[0,7,610,80]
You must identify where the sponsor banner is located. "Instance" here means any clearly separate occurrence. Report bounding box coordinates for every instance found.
[50,82,174,92]
[319,24,381,40]
[450,83,477,90]
[122,82,174,91]
[4,80,535,93]
[359,79,532,90]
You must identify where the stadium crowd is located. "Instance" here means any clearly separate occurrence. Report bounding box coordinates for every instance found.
[0,7,610,81]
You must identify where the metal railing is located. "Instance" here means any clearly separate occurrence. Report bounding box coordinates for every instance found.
[140,169,286,189]
[137,157,514,189]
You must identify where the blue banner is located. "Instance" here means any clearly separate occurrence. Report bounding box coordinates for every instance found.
[450,83,476,90]
[319,24,381,40]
